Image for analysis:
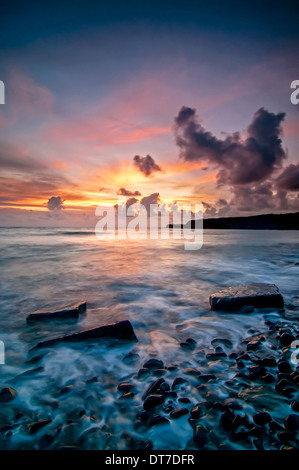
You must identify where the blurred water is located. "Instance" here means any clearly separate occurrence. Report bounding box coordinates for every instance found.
[0,228,298,449]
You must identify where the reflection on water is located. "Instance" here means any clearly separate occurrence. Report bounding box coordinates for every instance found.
[0,228,298,449]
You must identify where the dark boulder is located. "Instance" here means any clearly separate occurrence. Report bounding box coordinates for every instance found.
[210,283,284,311]
[31,320,137,349]
[27,301,87,321]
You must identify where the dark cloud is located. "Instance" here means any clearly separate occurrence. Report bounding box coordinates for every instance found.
[174,106,286,185]
[140,192,160,212]
[0,141,45,173]
[117,187,142,197]
[47,196,64,211]
[276,164,299,191]
[133,154,161,177]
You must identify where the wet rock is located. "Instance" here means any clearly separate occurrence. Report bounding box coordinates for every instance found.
[27,301,87,322]
[261,373,275,383]
[278,361,292,374]
[193,424,208,447]
[178,397,191,404]
[32,320,138,349]
[143,394,165,410]
[143,359,164,370]
[190,405,204,419]
[210,283,284,311]
[0,387,17,403]
[60,385,74,395]
[117,383,134,392]
[30,420,52,435]
[280,333,295,346]
[247,341,260,351]
[284,414,299,432]
[169,408,189,419]
[171,377,186,389]
[212,402,227,411]
[159,382,170,393]
[164,405,174,413]
[182,368,201,376]
[142,378,165,400]
[198,374,216,382]
[206,352,227,360]
[290,400,299,412]
[277,431,295,444]
[120,392,135,399]
[253,412,271,426]
[275,379,296,393]
[248,365,266,379]
[186,338,196,346]
[258,357,277,367]
[150,415,169,427]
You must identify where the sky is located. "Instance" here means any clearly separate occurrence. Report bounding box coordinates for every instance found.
[0,0,298,226]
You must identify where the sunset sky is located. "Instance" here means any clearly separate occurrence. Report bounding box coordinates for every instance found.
[0,1,298,226]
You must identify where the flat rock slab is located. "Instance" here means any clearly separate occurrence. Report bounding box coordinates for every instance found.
[31,320,137,350]
[26,301,87,322]
[210,283,284,311]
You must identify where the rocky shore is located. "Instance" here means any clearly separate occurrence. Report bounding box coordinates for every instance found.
[0,284,298,450]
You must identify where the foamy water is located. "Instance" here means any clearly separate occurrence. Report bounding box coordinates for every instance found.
[0,228,298,449]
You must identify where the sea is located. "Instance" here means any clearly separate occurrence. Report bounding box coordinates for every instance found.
[0,227,298,449]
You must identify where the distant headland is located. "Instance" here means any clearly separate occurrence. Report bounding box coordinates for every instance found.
[168,211,299,230]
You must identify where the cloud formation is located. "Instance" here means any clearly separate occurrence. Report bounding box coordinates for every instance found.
[117,187,142,197]
[133,154,161,177]
[47,196,64,211]
[276,164,299,191]
[174,106,286,185]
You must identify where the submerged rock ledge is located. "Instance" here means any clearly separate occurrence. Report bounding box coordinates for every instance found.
[26,301,87,322]
[31,319,138,350]
[210,283,284,311]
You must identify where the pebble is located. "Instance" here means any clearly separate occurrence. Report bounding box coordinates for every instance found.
[247,341,260,351]
[182,368,201,376]
[150,415,169,427]
[0,387,17,403]
[142,378,165,400]
[117,382,134,392]
[171,377,186,389]
[284,414,299,432]
[253,412,272,426]
[178,397,191,404]
[143,359,164,370]
[30,420,52,435]
[143,394,165,410]
[278,361,292,374]
[190,405,204,419]
[290,400,299,412]
[169,408,189,419]
[280,333,295,346]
